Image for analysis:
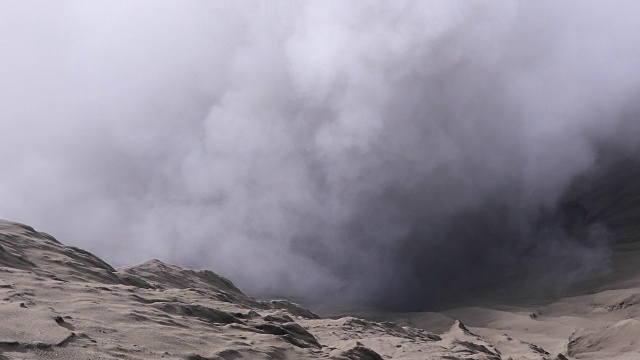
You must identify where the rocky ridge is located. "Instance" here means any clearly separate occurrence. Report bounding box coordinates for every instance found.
[0,219,573,359]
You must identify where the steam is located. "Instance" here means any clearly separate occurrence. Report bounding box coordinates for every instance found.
[1,1,639,309]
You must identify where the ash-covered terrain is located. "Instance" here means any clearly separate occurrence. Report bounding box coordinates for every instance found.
[0,220,572,359]
[3,216,640,359]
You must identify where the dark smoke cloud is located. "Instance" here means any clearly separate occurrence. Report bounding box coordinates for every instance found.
[1,1,640,309]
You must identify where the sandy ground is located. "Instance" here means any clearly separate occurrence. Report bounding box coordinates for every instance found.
[0,219,638,359]
[318,240,640,360]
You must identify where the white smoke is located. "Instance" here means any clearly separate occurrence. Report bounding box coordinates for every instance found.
[1,0,639,308]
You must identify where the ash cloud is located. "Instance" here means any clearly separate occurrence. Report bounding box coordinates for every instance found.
[1,1,640,309]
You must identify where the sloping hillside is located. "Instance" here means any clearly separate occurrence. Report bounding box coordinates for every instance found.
[0,220,568,359]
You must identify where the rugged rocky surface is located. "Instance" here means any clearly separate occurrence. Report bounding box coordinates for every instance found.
[0,219,567,359]
[3,218,640,359]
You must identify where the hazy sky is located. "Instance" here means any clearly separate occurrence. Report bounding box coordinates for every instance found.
[2,1,640,309]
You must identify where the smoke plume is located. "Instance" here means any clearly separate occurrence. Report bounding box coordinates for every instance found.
[1,1,640,309]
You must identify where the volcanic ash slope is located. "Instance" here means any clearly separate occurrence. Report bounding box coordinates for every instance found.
[0,219,567,359]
